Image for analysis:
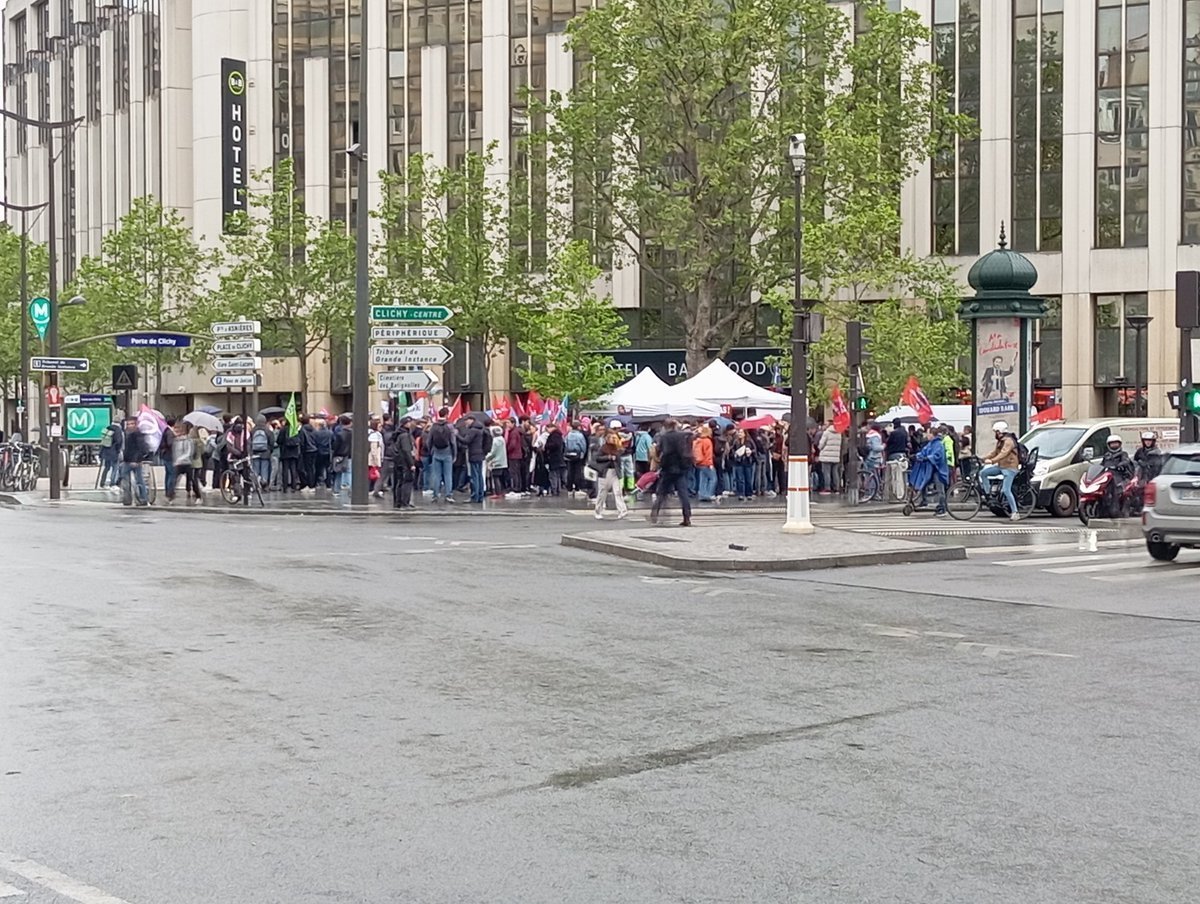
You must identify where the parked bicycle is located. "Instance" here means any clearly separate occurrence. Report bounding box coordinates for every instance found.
[857,462,885,503]
[0,442,39,492]
[946,453,1039,521]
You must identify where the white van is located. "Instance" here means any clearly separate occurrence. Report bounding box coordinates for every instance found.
[1019,418,1181,516]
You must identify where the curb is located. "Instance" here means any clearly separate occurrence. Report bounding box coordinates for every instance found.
[560,534,967,572]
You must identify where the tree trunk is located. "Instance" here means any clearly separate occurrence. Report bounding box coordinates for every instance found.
[685,278,717,381]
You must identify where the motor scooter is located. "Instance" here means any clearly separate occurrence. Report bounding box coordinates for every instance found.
[1077,463,1141,524]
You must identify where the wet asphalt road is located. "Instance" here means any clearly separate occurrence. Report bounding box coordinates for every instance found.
[1,504,1198,903]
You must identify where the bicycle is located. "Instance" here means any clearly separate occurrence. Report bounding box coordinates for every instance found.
[120,460,158,506]
[219,457,265,507]
[857,462,885,502]
[946,453,1038,521]
[0,443,39,492]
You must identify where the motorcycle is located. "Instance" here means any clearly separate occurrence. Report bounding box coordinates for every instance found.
[1077,462,1142,524]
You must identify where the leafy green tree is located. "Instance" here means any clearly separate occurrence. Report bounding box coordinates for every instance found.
[67,197,214,393]
[515,240,629,402]
[537,0,968,377]
[0,224,48,404]
[201,158,356,399]
[376,151,531,401]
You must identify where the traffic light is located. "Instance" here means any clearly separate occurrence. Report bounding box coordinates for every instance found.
[853,395,870,412]
[1186,386,1200,414]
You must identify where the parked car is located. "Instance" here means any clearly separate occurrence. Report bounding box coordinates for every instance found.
[1022,418,1179,516]
[1141,443,1200,561]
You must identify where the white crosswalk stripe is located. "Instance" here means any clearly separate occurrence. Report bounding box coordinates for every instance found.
[987,548,1200,582]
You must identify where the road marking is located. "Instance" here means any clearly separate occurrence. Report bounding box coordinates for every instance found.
[0,853,133,904]
[1045,559,1162,575]
[995,551,1144,567]
[0,883,25,898]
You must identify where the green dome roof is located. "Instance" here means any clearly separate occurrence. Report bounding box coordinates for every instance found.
[966,224,1038,294]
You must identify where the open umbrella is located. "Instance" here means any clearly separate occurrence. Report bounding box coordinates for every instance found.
[739,413,776,430]
[198,404,222,416]
[184,410,224,433]
[259,406,285,418]
[461,410,494,426]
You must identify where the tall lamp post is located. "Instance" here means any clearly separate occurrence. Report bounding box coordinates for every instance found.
[0,200,49,440]
[784,133,814,533]
[347,9,371,507]
[1126,314,1153,418]
[0,106,83,500]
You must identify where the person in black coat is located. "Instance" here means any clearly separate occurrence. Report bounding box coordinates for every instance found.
[544,425,566,496]
[391,417,417,509]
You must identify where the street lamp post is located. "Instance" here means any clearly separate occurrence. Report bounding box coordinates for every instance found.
[0,106,82,500]
[347,10,371,507]
[1126,313,1153,418]
[0,200,49,440]
[784,133,814,533]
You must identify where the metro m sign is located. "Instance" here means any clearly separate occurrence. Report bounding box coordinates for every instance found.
[221,58,248,231]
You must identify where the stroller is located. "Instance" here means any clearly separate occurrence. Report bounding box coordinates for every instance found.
[901,457,942,516]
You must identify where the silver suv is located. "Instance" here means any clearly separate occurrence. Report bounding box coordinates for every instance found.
[1142,444,1200,561]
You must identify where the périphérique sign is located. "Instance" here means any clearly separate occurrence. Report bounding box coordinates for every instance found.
[221,58,248,232]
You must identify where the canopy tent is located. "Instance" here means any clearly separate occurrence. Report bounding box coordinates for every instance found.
[874,404,972,430]
[672,360,792,413]
[595,368,722,419]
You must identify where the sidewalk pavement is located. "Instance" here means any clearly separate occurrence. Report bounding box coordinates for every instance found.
[561,522,966,572]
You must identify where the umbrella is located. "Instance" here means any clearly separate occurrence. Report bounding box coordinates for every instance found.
[198,404,222,416]
[739,414,776,430]
[708,416,736,430]
[461,410,494,426]
[183,410,224,433]
[259,406,285,418]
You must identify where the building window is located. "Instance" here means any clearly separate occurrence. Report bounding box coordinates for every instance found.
[1095,0,1149,249]
[1033,295,1061,390]
[1184,0,1200,243]
[932,0,980,257]
[1011,0,1063,252]
[1093,293,1147,386]
[12,14,27,154]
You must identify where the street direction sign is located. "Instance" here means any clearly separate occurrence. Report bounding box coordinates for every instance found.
[370,305,453,323]
[212,337,262,354]
[370,344,453,366]
[371,325,455,341]
[115,332,193,348]
[210,320,262,336]
[376,370,436,392]
[211,373,260,388]
[28,297,51,341]
[31,356,89,372]
[213,356,262,371]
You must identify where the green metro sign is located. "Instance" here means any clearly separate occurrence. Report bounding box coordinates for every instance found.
[370,305,453,323]
[29,296,51,340]
[65,405,111,443]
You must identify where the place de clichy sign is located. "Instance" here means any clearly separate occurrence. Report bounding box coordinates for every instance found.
[221,58,248,231]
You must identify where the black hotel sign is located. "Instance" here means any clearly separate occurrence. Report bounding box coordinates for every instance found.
[221,58,248,231]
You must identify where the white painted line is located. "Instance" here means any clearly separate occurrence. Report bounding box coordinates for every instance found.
[995,551,1144,567]
[1045,559,1156,574]
[0,882,25,898]
[0,854,133,904]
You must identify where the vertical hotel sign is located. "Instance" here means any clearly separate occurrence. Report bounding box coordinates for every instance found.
[221,58,248,232]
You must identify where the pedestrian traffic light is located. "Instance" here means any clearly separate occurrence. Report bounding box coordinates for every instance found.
[1185,386,1200,414]
[853,395,870,411]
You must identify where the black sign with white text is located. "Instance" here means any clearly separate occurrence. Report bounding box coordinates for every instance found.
[221,58,248,231]
[596,347,784,387]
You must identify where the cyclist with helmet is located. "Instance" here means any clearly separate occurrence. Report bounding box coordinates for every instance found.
[978,420,1021,521]
[1134,430,1163,482]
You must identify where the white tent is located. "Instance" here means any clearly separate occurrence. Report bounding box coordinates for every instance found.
[672,359,792,413]
[597,368,722,419]
[875,404,972,430]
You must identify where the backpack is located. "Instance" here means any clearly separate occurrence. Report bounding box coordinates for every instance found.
[429,422,451,450]
[251,427,269,454]
[1010,433,1031,467]
[99,426,115,449]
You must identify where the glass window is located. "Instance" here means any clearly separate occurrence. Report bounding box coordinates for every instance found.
[1096,1,1149,248]
[1186,3,1200,242]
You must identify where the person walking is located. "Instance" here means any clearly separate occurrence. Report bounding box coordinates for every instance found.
[98,419,123,488]
[564,421,588,496]
[650,419,693,526]
[119,416,150,507]
[817,421,843,496]
[592,421,629,520]
[693,424,717,502]
[426,408,457,503]
[391,416,418,509]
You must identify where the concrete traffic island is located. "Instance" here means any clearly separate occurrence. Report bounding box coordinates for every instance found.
[561,522,966,572]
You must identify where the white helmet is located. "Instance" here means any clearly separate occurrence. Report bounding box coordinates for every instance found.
[608,419,623,429]
[1141,431,1156,441]
[1106,434,1122,446]
[991,421,1009,433]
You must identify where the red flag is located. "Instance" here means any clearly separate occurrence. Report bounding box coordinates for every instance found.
[901,376,934,424]
[494,395,512,420]
[830,386,851,434]
[511,394,527,420]
[446,394,464,423]
[527,390,545,416]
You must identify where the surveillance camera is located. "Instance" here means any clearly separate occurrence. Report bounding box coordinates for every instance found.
[789,133,806,153]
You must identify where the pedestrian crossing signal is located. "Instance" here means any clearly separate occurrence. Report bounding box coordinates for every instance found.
[853,395,870,411]
[1185,387,1200,414]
